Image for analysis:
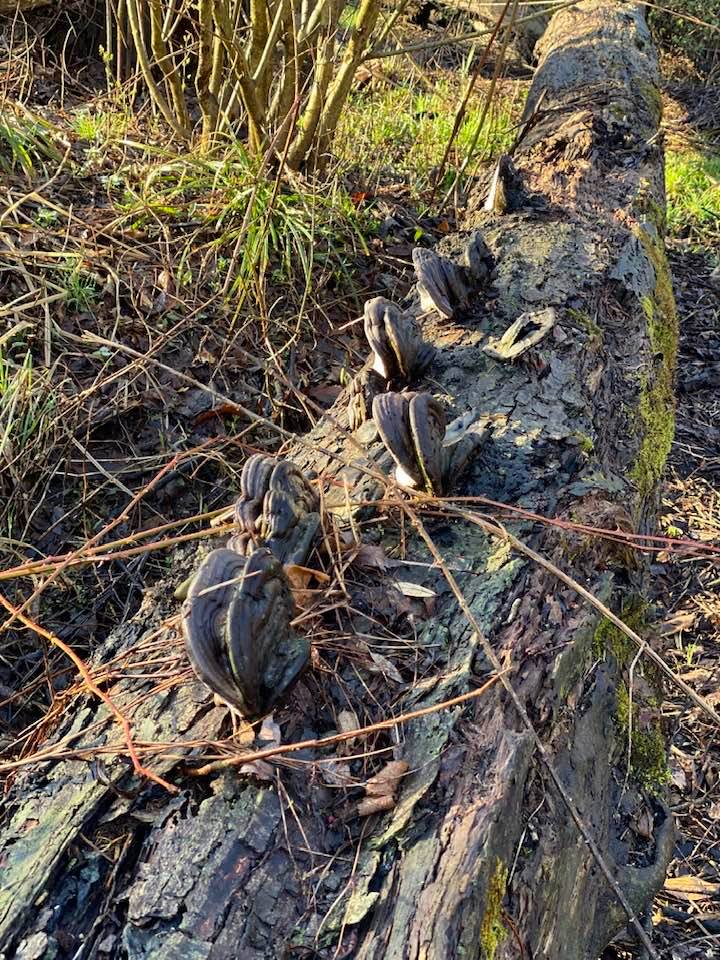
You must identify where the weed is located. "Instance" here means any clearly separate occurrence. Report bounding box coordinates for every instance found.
[0,351,57,485]
[114,142,372,307]
[71,108,127,144]
[60,260,101,313]
[336,79,520,193]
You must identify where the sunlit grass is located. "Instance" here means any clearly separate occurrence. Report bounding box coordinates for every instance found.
[0,105,63,177]
[335,78,522,192]
[112,142,375,304]
[666,148,720,244]
[0,351,57,477]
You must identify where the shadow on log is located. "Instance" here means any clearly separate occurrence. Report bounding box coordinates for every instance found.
[0,3,678,958]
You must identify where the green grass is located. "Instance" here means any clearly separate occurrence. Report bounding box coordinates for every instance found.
[336,79,520,192]
[114,142,373,303]
[666,148,720,243]
[0,106,63,178]
[0,351,57,472]
[60,259,101,313]
[71,108,128,144]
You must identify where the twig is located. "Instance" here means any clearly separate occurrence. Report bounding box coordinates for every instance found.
[190,671,504,776]
[0,594,177,794]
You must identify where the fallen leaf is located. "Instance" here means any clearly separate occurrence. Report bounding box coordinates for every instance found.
[660,609,697,636]
[365,760,409,798]
[337,710,360,736]
[357,795,396,817]
[367,651,403,684]
[239,759,276,781]
[352,543,391,572]
[307,383,342,405]
[257,715,281,747]
[633,806,654,839]
[665,875,720,897]
[320,760,353,788]
[395,580,436,599]
[285,563,330,588]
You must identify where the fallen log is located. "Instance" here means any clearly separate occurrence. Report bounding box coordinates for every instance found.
[0,3,679,958]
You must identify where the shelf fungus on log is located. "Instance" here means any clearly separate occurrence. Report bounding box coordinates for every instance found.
[348,296,436,432]
[372,391,487,494]
[412,247,467,320]
[182,547,308,719]
[412,232,493,320]
[483,307,557,361]
[347,366,387,433]
[228,454,319,564]
[363,296,434,382]
[484,153,518,215]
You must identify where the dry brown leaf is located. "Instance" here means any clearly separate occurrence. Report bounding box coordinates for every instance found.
[395,580,436,599]
[257,715,281,747]
[357,795,396,817]
[365,760,409,798]
[659,609,697,636]
[239,759,276,781]
[352,543,391,572]
[665,875,720,897]
[368,651,403,684]
[337,710,360,736]
[320,760,353,788]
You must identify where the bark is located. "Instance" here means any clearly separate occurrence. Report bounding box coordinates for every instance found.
[0,3,677,959]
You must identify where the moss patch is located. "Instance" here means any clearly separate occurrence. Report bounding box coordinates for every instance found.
[593,600,647,664]
[594,601,670,791]
[480,859,508,960]
[629,222,678,501]
[616,683,671,792]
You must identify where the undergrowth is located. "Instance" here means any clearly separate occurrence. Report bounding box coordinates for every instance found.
[665,148,720,245]
[336,77,522,192]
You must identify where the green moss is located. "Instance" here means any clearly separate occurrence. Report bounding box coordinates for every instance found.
[480,860,508,960]
[567,308,603,346]
[594,600,670,792]
[629,223,678,501]
[572,432,595,456]
[616,683,671,792]
[593,600,647,664]
[635,78,663,132]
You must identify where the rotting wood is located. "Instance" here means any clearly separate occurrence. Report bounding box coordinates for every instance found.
[0,3,678,959]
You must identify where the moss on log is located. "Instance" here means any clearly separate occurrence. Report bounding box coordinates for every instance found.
[0,3,677,959]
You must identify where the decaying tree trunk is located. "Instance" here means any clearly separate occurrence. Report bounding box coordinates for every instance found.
[0,3,678,959]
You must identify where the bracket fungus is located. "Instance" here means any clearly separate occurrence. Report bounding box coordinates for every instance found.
[182,547,309,719]
[363,296,434,382]
[348,366,387,432]
[483,307,557,361]
[229,455,319,564]
[484,154,517,215]
[412,247,468,319]
[372,391,487,495]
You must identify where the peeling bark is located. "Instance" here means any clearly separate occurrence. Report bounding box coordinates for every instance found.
[0,4,676,959]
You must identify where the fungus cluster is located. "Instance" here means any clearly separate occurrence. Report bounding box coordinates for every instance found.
[182,455,318,720]
[183,227,496,718]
